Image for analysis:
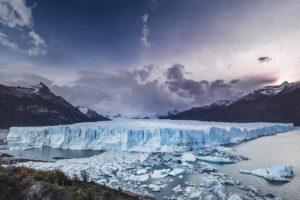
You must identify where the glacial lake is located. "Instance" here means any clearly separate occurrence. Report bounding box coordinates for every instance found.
[1,128,300,199]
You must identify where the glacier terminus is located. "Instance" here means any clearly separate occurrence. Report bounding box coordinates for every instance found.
[7,119,294,152]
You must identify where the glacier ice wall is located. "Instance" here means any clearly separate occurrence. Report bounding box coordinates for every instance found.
[7,119,293,152]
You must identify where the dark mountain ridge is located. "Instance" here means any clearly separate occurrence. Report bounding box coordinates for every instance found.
[0,82,109,129]
[169,81,300,126]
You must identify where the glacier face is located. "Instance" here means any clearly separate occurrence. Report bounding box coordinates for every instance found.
[7,119,293,152]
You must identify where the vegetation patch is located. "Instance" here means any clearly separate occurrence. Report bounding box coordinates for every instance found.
[0,165,149,200]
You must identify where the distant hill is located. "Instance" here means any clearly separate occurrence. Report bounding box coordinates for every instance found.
[169,81,300,126]
[0,82,109,129]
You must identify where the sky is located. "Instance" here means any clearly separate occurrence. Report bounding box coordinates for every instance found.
[0,0,300,116]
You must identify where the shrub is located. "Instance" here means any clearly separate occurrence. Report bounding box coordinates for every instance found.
[80,170,89,182]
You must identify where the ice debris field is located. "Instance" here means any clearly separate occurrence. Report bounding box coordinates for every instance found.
[7,119,293,152]
[14,147,292,199]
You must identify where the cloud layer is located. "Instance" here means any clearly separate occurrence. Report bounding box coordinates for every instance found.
[0,62,278,116]
[0,0,46,56]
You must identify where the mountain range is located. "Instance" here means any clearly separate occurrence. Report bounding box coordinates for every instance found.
[0,82,109,129]
[162,81,300,126]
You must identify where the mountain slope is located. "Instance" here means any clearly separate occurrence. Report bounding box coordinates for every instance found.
[76,106,108,121]
[171,81,300,126]
[0,83,109,129]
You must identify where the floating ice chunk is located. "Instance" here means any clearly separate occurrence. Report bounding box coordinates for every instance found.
[189,190,202,199]
[228,194,242,200]
[181,152,196,162]
[7,119,294,152]
[184,181,195,186]
[95,179,107,184]
[148,184,161,192]
[185,186,193,194]
[239,169,251,174]
[169,168,184,176]
[179,175,183,179]
[213,146,233,152]
[197,156,236,163]
[202,177,219,188]
[127,174,149,182]
[151,169,170,179]
[204,194,214,200]
[196,162,217,173]
[202,177,226,200]
[182,161,193,168]
[9,146,36,151]
[136,169,147,175]
[139,184,148,188]
[239,164,293,181]
[101,163,117,176]
[172,185,183,195]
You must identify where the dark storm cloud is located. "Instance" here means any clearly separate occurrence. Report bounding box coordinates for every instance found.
[258,56,272,63]
[50,65,186,115]
[165,64,238,105]
[230,79,240,84]
[132,64,155,81]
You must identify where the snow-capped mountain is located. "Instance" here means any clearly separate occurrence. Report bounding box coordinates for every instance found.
[0,82,109,128]
[159,109,180,119]
[239,81,300,101]
[170,81,300,125]
[76,106,109,121]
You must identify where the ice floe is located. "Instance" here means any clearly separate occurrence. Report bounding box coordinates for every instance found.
[151,169,170,179]
[197,156,236,163]
[9,146,36,151]
[228,194,242,200]
[181,152,196,162]
[239,164,293,181]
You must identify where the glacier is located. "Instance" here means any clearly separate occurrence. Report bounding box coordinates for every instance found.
[7,119,293,152]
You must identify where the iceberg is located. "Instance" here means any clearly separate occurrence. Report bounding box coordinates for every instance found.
[239,164,293,181]
[197,156,236,163]
[228,194,242,200]
[172,185,183,195]
[169,168,184,176]
[202,177,226,200]
[148,184,161,192]
[7,119,293,152]
[9,146,36,151]
[181,152,196,161]
[151,169,170,179]
[126,174,149,182]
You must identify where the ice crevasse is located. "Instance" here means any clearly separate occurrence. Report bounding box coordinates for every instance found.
[7,119,293,152]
